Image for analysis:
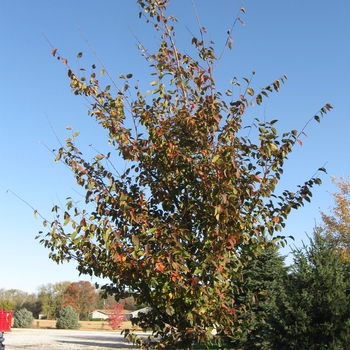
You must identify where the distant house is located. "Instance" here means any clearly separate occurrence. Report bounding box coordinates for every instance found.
[90,309,112,320]
[90,308,131,320]
[125,307,153,321]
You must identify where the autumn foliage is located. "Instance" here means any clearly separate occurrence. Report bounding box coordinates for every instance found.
[321,176,350,260]
[38,0,332,348]
[107,303,126,330]
[62,281,97,320]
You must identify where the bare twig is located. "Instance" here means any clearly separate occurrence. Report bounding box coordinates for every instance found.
[215,5,245,69]
[6,189,47,221]
[78,27,121,92]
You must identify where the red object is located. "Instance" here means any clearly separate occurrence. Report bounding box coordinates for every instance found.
[107,303,126,330]
[0,309,13,332]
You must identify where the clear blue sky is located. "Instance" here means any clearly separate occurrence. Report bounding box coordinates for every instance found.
[1,1,349,294]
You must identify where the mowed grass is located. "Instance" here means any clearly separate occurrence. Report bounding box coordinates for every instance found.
[32,319,137,331]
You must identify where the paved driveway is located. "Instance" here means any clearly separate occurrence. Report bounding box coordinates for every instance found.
[3,328,145,349]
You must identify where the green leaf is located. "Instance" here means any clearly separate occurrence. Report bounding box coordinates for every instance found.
[77,52,83,58]
[212,154,220,163]
[126,73,133,79]
[247,88,254,96]
[150,80,158,86]
[256,94,262,105]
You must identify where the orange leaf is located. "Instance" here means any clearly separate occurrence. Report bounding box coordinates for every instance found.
[273,217,280,223]
[51,48,57,57]
[62,58,68,65]
[296,138,302,146]
[155,262,165,273]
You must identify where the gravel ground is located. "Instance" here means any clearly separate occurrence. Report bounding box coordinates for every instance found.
[2,329,147,349]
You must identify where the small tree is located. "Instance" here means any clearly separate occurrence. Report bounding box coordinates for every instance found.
[38,0,332,348]
[13,308,34,328]
[56,306,80,329]
[107,303,126,330]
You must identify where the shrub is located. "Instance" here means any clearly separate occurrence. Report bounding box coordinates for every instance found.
[56,306,80,329]
[13,308,34,328]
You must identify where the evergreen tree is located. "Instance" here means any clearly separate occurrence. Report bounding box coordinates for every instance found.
[272,229,350,349]
[13,308,34,328]
[229,243,287,349]
[56,306,81,329]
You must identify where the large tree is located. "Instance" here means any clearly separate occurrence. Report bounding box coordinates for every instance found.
[0,289,29,312]
[37,1,332,348]
[37,281,70,319]
[62,281,97,320]
[321,176,350,260]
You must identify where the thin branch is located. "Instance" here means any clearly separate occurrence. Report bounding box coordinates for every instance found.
[45,113,65,148]
[190,0,204,43]
[78,27,121,92]
[7,189,46,221]
[214,5,245,69]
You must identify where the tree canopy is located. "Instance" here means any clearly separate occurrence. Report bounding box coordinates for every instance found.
[63,281,97,320]
[37,0,332,348]
[321,176,350,260]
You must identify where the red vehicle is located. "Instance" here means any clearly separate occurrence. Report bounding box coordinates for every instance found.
[0,309,13,349]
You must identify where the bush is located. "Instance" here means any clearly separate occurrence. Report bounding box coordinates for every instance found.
[13,308,34,328]
[56,306,81,329]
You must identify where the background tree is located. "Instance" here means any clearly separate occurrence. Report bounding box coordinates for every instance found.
[271,229,350,349]
[63,281,97,320]
[13,308,34,328]
[37,284,55,319]
[56,306,80,329]
[37,281,70,319]
[0,289,29,312]
[22,293,42,319]
[0,289,16,311]
[321,176,350,260]
[37,0,331,348]
[96,292,137,311]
